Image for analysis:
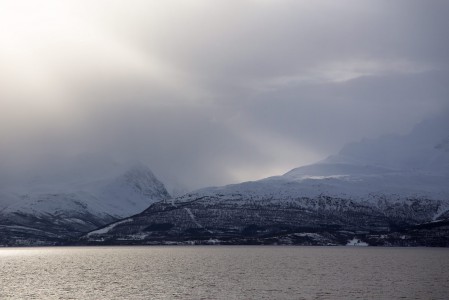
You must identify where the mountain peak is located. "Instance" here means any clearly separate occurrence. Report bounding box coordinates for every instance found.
[120,163,171,200]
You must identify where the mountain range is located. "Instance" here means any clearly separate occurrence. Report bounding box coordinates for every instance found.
[82,115,449,246]
[0,115,447,246]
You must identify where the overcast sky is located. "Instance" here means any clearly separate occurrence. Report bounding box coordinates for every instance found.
[1,0,448,190]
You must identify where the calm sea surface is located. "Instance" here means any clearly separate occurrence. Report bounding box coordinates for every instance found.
[0,246,448,299]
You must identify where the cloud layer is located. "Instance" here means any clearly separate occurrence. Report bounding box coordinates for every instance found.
[1,0,448,190]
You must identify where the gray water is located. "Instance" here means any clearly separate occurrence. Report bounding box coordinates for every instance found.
[0,246,448,299]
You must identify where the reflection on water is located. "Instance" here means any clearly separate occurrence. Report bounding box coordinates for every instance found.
[0,246,448,299]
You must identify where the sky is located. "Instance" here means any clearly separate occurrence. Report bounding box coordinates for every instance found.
[1,0,448,191]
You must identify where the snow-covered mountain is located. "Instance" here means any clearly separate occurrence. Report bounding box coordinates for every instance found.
[0,159,170,246]
[185,113,449,208]
[83,115,449,246]
[281,114,449,201]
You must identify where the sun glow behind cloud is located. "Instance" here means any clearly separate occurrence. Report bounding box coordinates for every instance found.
[0,1,202,153]
[0,1,196,111]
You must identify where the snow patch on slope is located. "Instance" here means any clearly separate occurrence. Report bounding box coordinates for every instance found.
[87,218,133,237]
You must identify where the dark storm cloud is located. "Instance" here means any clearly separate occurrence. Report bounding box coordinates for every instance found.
[1,0,448,190]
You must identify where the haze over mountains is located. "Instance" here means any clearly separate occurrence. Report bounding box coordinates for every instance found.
[83,114,449,246]
[282,113,449,200]
[0,113,447,246]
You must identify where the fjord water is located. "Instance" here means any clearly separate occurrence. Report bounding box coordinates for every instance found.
[0,246,448,299]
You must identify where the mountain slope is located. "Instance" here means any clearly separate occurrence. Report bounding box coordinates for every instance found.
[0,162,170,246]
[83,115,449,246]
